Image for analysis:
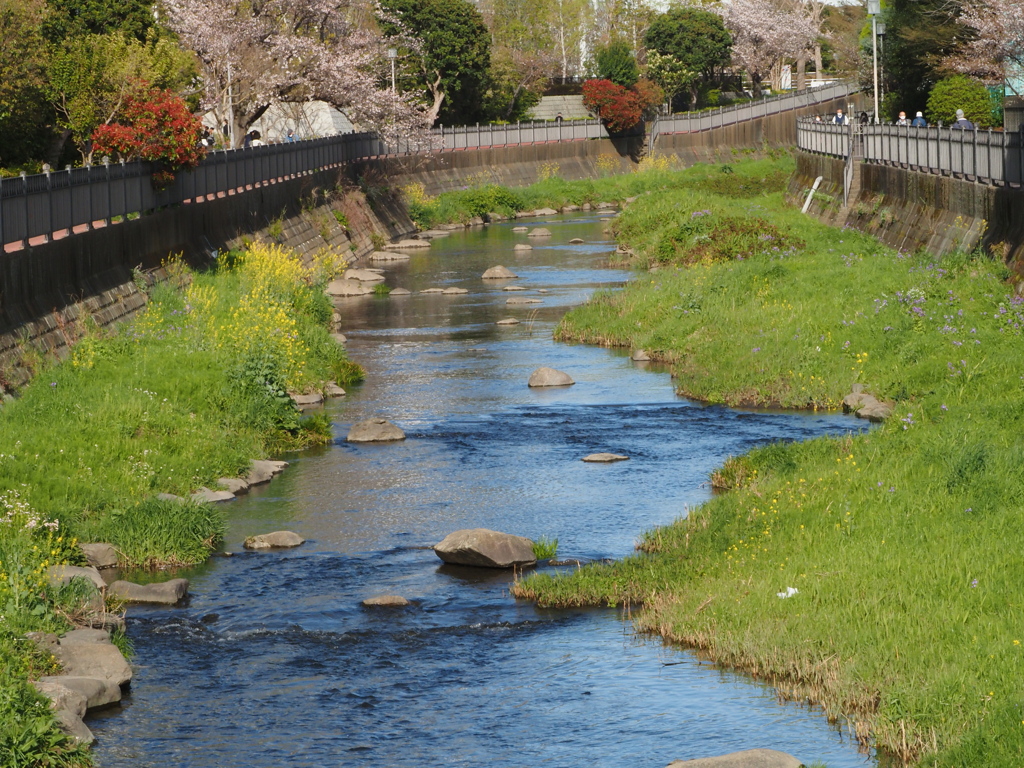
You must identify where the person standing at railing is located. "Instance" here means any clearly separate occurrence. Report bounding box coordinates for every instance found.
[912,111,927,128]
[896,111,910,126]
[832,108,848,125]
[951,109,975,130]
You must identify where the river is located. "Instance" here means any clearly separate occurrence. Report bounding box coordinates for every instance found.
[88,212,874,767]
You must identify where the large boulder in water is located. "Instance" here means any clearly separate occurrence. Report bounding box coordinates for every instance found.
[109,578,190,605]
[342,268,386,283]
[528,367,574,387]
[482,265,518,279]
[326,279,373,297]
[434,528,536,568]
[243,531,305,549]
[347,417,406,442]
[666,749,804,768]
[527,227,552,238]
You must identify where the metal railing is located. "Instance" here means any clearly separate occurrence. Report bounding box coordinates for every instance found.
[653,81,856,136]
[0,83,858,251]
[797,118,1024,187]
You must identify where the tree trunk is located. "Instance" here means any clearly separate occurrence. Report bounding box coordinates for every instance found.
[796,55,807,90]
[814,43,823,77]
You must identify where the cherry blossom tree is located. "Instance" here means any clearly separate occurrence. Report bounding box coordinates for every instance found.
[949,0,1024,85]
[716,0,817,94]
[160,0,431,147]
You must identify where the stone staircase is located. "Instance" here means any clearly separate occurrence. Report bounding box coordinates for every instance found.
[527,95,591,121]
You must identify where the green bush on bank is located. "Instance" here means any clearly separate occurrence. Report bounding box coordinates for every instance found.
[513,159,1024,765]
[0,241,357,764]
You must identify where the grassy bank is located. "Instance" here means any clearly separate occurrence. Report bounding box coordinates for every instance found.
[0,242,359,765]
[511,159,1024,765]
[399,153,790,228]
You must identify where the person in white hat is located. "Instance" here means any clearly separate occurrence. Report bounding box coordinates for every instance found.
[911,111,927,127]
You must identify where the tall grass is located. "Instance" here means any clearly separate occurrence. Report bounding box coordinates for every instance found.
[513,159,1024,766]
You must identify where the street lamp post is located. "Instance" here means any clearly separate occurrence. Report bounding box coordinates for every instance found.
[387,48,397,94]
[868,0,880,124]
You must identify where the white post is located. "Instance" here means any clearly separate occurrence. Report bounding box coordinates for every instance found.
[868,0,880,124]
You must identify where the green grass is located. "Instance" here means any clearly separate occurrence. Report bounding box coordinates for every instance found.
[0,241,357,764]
[513,158,1024,766]
[531,536,559,560]
[402,156,792,229]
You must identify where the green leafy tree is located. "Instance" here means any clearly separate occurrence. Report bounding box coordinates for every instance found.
[644,6,731,108]
[482,49,544,122]
[42,0,156,43]
[925,75,997,128]
[0,0,53,169]
[595,40,639,87]
[379,0,492,125]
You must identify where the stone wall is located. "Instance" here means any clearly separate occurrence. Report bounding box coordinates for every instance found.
[789,150,1024,275]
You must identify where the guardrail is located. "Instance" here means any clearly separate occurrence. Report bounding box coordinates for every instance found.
[797,118,1024,187]
[654,81,856,136]
[1,83,858,251]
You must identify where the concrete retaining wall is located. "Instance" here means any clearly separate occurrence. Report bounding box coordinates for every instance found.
[789,150,1024,275]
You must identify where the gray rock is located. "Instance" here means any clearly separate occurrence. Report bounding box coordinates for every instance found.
[217,478,250,495]
[331,332,347,344]
[513,243,533,251]
[562,205,580,213]
[47,565,105,590]
[342,268,386,282]
[324,382,346,397]
[511,226,529,232]
[53,634,132,687]
[506,297,542,304]
[851,382,864,394]
[390,239,432,249]
[59,629,112,646]
[191,487,235,503]
[291,392,325,408]
[442,287,469,295]
[415,229,451,238]
[857,401,893,422]
[109,579,189,605]
[244,530,305,549]
[33,679,88,719]
[326,279,373,296]
[55,707,94,745]
[438,223,463,231]
[362,595,410,607]
[482,265,518,279]
[39,675,121,710]
[26,631,60,653]
[389,288,411,296]
[534,207,558,216]
[631,349,652,361]
[528,367,574,387]
[537,289,549,293]
[527,228,552,238]
[247,459,289,485]
[596,201,616,209]
[486,212,507,222]
[666,749,804,768]
[842,392,875,412]
[420,287,445,294]
[467,216,485,226]
[347,417,406,442]
[582,453,629,463]
[434,528,536,568]
[80,543,118,570]
[503,285,527,291]
[625,196,638,203]
[582,203,592,210]
[496,318,520,325]
[368,250,410,262]
[569,238,585,244]
[156,492,184,502]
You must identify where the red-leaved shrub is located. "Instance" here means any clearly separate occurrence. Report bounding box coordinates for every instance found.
[92,84,206,188]
[582,78,663,133]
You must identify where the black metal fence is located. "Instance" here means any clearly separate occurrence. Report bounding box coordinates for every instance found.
[797,118,1023,187]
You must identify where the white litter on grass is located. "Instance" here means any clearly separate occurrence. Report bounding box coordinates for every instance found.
[777,587,799,599]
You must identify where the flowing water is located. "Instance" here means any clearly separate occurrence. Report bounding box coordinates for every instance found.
[89,214,874,767]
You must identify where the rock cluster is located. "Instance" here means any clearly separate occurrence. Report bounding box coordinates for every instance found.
[28,627,134,744]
